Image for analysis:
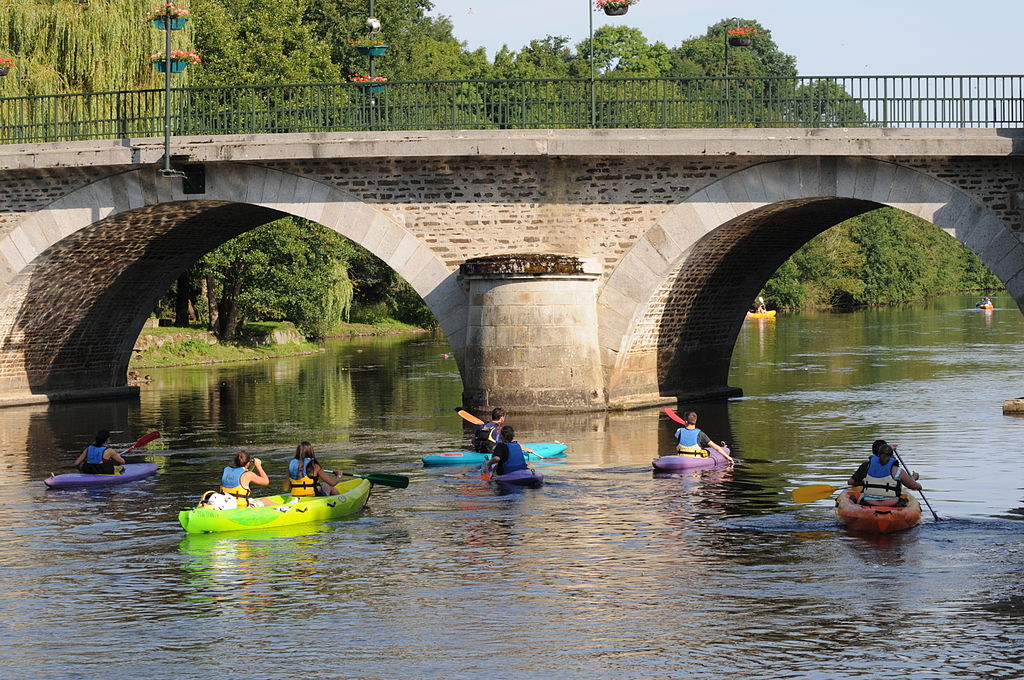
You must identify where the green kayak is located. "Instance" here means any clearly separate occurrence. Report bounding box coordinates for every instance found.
[178,478,371,534]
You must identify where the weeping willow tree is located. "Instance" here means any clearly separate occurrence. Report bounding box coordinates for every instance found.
[0,0,195,97]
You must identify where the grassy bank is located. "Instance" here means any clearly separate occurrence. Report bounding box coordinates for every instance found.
[130,320,429,369]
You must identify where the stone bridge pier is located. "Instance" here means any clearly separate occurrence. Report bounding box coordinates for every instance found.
[0,129,1022,410]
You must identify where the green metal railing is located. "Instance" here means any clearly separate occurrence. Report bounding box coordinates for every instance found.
[1,75,1022,144]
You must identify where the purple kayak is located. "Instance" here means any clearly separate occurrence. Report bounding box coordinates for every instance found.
[652,447,731,472]
[44,463,158,489]
[492,468,544,487]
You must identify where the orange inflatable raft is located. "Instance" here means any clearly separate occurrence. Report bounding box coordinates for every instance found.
[834,488,922,534]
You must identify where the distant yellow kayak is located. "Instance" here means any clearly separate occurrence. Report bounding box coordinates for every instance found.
[745,310,776,319]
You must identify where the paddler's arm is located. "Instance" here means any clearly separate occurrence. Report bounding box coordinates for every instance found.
[245,458,271,487]
[72,447,87,468]
[898,467,922,491]
[106,447,126,465]
[705,438,732,460]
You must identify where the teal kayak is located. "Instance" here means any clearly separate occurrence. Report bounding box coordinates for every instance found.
[422,443,568,467]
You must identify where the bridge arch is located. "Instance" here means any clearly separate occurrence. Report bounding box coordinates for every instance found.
[600,156,1024,406]
[0,164,464,399]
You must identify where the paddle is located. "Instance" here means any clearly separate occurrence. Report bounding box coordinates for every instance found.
[455,408,485,426]
[339,471,409,489]
[792,483,849,504]
[890,447,943,522]
[123,430,161,454]
[664,407,686,425]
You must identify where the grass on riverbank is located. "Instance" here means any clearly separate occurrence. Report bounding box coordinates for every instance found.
[129,319,429,369]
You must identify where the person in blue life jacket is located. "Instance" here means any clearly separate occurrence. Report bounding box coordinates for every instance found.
[484,425,533,477]
[976,296,993,308]
[73,430,127,474]
[674,411,732,462]
[474,407,506,453]
[286,441,343,497]
[220,450,273,507]
[847,441,922,507]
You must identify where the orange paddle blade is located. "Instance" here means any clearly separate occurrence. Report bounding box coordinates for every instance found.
[791,483,842,504]
[456,409,485,426]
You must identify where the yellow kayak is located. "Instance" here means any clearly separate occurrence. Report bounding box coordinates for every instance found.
[745,310,777,319]
[178,478,371,533]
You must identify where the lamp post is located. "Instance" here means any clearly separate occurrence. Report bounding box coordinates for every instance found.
[589,0,595,127]
[150,6,190,178]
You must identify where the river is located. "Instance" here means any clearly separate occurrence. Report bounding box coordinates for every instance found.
[3,293,1023,679]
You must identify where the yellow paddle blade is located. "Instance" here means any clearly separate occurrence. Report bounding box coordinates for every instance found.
[791,483,841,504]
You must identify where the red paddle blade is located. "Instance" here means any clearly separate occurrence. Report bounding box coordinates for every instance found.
[456,409,485,426]
[663,407,686,425]
[129,431,161,451]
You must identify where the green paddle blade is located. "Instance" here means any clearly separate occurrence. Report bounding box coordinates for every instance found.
[343,472,409,489]
[791,483,842,504]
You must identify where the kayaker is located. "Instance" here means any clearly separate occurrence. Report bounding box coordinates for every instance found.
[73,430,126,474]
[976,297,993,308]
[220,450,272,507]
[473,407,506,453]
[847,442,922,507]
[485,425,531,477]
[287,441,342,497]
[674,411,732,462]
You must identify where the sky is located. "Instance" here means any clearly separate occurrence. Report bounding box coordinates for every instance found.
[422,0,1021,76]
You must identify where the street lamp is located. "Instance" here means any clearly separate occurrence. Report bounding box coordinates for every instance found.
[149,5,191,178]
[589,1,633,128]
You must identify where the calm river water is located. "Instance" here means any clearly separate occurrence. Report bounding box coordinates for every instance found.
[4,293,1024,679]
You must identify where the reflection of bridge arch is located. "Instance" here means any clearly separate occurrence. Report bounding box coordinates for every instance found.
[601,157,1021,406]
[0,164,464,400]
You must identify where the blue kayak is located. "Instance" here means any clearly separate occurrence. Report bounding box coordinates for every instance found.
[422,443,568,467]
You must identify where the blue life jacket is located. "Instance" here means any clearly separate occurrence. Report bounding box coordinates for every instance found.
[676,427,702,448]
[862,455,901,498]
[86,445,108,464]
[221,465,246,490]
[497,442,528,475]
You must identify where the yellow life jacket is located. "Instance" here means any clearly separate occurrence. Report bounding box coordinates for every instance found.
[676,444,710,457]
[289,458,318,497]
[220,465,251,508]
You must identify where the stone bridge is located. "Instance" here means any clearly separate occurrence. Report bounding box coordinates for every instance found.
[0,128,1022,410]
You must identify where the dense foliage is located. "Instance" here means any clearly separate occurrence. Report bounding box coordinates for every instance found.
[761,208,1001,309]
[0,4,1000,333]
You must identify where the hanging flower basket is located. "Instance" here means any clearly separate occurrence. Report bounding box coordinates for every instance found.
[595,0,636,15]
[151,49,201,73]
[349,73,387,94]
[0,56,13,76]
[151,16,188,30]
[348,40,389,57]
[727,27,757,47]
[145,4,190,29]
[0,68,8,78]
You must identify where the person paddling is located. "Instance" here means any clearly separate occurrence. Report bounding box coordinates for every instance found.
[674,411,732,462]
[73,430,126,474]
[847,441,922,507]
[484,425,531,478]
[287,441,342,497]
[474,407,506,453]
[220,451,273,507]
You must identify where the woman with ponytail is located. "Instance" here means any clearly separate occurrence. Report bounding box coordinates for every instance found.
[287,441,342,497]
[219,450,272,507]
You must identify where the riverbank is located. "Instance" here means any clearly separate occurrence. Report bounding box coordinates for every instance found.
[129,320,428,369]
